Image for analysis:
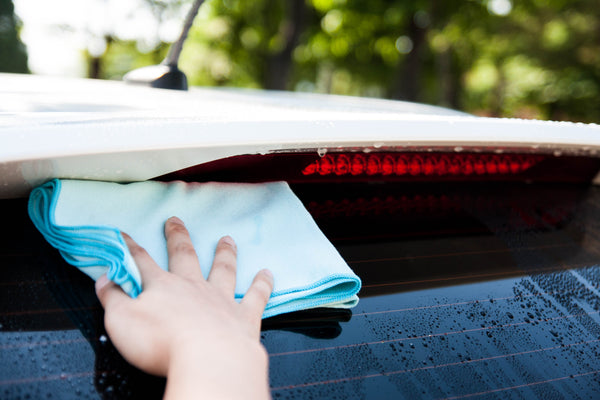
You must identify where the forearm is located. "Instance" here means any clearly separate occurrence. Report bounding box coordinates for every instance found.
[164,339,271,400]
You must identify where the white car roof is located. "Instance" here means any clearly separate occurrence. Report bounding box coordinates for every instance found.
[1,73,599,198]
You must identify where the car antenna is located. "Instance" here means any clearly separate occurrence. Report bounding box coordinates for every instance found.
[123,0,205,90]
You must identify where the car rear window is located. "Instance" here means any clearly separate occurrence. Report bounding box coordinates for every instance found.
[2,181,600,399]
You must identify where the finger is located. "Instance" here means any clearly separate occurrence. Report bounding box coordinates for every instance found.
[164,217,203,281]
[207,236,238,296]
[240,269,274,327]
[121,232,163,289]
[95,273,129,310]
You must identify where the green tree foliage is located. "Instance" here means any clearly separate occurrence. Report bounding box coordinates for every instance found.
[99,0,600,122]
[460,0,600,122]
[0,0,28,73]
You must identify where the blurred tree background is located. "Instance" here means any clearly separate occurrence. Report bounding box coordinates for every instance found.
[6,0,600,123]
[0,0,28,73]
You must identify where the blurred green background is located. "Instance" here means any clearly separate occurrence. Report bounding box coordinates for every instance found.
[0,0,28,73]
[3,0,600,122]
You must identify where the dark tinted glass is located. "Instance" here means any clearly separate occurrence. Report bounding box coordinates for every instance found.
[2,182,600,399]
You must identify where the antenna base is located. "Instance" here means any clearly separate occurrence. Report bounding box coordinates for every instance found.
[123,64,188,91]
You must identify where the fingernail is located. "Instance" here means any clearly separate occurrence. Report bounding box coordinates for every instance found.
[261,268,274,282]
[169,216,184,225]
[221,235,236,250]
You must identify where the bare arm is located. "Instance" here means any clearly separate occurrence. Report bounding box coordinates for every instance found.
[95,216,273,399]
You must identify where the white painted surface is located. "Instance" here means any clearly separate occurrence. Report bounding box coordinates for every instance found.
[1,73,600,198]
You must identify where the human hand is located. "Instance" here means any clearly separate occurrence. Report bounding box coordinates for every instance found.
[95,216,274,399]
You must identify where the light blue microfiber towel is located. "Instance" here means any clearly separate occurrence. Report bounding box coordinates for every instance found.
[28,179,361,318]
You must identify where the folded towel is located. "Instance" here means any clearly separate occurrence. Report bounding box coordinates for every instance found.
[28,179,361,318]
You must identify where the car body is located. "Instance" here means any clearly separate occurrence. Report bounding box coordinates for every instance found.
[2,73,600,399]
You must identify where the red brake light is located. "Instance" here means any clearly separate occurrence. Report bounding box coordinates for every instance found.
[366,156,380,175]
[302,153,544,177]
[157,151,599,184]
[350,155,365,175]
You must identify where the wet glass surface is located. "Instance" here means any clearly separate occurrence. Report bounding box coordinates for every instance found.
[2,182,600,399]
